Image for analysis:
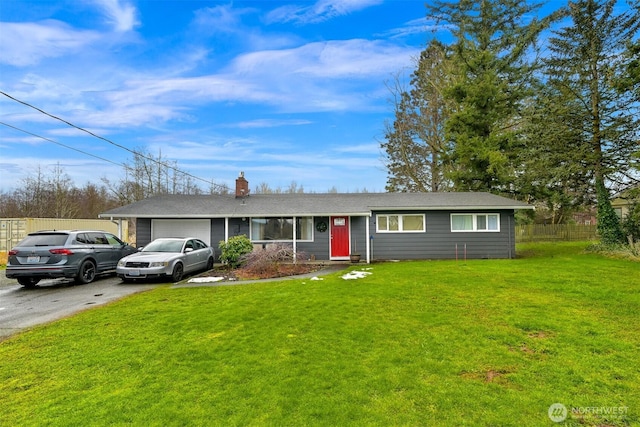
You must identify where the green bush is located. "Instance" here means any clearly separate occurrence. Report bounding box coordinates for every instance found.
[596,182,624,244]
[218,235,254,268]
[622,201,640,243]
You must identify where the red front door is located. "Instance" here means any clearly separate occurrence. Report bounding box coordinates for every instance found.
[330,216,350,259]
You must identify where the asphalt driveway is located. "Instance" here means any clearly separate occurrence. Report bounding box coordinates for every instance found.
[0,263,349,340]
[0,271,157,340]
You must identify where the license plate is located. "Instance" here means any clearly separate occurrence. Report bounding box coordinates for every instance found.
[27,256,40,263]
[128,270,140,276]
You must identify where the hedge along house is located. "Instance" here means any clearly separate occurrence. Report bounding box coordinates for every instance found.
[99,173,533,263]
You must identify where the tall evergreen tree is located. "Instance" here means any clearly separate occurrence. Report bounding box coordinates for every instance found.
[426,0,558,194]
[518,82,594,223]
[542,0,639,242]
[382,40,452,192]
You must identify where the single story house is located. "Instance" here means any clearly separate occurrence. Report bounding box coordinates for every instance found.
[99,173,533,262]
[611,187,639,220]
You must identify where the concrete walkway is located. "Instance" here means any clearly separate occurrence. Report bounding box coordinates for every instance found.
[171,263,351,288]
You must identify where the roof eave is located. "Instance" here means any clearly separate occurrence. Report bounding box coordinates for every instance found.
[369,205,533,211]
[99,212,373,219]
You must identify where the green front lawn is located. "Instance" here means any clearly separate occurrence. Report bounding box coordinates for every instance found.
[1,242,638,426]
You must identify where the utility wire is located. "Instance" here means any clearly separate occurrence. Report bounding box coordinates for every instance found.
[0,121,126,169]
[0,90,227,191]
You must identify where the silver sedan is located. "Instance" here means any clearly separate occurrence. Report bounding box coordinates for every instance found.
[117,237,215,282]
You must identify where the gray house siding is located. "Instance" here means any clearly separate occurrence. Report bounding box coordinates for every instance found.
[210,218,226,260]
[134,209,516,261]
[102,191,531,262]
[350,216,367,255]
[136,218,152,248]
[295,217,330,260]
[369,210,516,260]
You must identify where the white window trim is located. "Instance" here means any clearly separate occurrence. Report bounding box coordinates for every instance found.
[249,216,314,242]
[450,213,501,232]
[376,214,426,233]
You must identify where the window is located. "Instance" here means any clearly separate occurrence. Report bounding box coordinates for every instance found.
[104,233,125,246]
[250,217,313,241]
[376,214,425,233]
[451,214,500,232]
[83,232,108,244]
[193,239,207,250]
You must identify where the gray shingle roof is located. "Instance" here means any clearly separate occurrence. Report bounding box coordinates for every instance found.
[99,192,532,219]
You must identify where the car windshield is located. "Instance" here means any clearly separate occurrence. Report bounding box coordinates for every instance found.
[142,240,184,253]
[17,234,68,247]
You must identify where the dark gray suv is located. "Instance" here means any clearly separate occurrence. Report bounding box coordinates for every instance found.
[6,230,137,287]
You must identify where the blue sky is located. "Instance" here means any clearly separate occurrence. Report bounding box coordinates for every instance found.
[0,0,584,194]
[1,0,435,193]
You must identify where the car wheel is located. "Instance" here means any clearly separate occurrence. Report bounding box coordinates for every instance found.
[171,263,184,282]
[76,260,97,284]
[17,277,40,287]
[206,257,214,271]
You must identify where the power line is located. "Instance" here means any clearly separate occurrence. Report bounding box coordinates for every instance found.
[0,121,126,169]
[0,90,226,191]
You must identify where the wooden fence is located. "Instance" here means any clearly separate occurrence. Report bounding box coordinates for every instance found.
[515,224,598,243]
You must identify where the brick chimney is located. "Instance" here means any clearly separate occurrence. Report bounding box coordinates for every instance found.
[235,171,249,198]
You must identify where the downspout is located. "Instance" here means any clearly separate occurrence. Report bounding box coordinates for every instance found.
[224,217,229,242]
[292,216,297,263]
[508,214,513,259]
[108,217,123,240]
[366,213,371,263]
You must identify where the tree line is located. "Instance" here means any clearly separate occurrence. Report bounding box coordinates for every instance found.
[382,0,639,242]
[0,150,230,219]
[0,149,370,219]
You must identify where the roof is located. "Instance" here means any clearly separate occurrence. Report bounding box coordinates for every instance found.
[99,192,532,219]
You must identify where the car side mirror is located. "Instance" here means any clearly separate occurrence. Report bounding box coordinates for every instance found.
[185,248,194,253]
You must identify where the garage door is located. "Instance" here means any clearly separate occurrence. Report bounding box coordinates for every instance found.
[151,219,211,245]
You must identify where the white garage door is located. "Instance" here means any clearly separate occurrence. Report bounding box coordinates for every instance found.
[151,219,211,245]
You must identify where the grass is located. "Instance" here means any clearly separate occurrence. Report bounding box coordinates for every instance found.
[1,242,639,426]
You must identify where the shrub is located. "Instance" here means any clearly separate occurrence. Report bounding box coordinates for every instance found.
[596,182,624,244]
[621,201,640,244]
[218,235,254,268]
[240,243,307,276]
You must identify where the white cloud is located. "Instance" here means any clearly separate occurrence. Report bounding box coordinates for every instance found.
[146,138,260,162]
[266,0,383,24]
[378,17,444,39]
[232,119,313,129]
[98,75,282,120]
[91,0,140,32]
[0,1,138,68]
[47,127,112,137]
[334,142,380,154]
[0,21,100,67]
[232,39,415,78]
[193,3,252,33]
[68,38,417,126]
